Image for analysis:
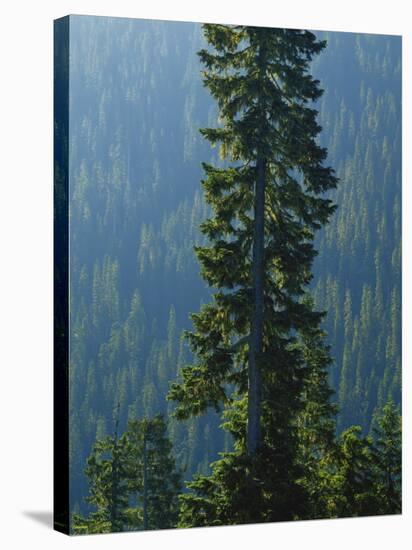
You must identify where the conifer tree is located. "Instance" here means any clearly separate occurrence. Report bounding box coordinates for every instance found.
[370,400,401,514]
[72,404,130,534]
[295,297,338,518]
[316,402,401,519]
[321,426,378,518]
[72,414,181,533]
[124,415,182,530]
[169,23,337,523]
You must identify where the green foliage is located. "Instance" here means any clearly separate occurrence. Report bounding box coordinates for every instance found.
[370,400,402,514]
[72,429,130,534]
[295,299,338,518]
[310,402,402,519]
[179,448,307,527]
[323,426,377,517]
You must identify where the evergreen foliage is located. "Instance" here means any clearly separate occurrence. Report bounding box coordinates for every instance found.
[323,426,377,517]
[307,402,402,519]
[294,297,338,518]
[72,409,130,534]
[370,400,402,514]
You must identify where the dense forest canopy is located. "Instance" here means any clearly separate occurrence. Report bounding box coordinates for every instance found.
[65,16,401,522]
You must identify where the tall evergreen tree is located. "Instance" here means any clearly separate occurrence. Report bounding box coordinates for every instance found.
[169,23,337,523]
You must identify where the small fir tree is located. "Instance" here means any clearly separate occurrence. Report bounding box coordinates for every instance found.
[72,414,181,533]
[370,400,401,514]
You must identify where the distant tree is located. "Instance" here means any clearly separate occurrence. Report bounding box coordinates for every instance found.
[169,23,337,524]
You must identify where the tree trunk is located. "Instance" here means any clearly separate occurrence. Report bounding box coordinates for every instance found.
[247,37,267,455]
[247,156,266,454]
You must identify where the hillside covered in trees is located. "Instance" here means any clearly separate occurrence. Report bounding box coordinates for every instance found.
[63,16,401,530]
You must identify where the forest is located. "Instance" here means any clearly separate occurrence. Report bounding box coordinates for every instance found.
[58,16,401,533]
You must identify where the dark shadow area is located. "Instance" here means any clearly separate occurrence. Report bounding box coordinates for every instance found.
[23,511,53,529]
